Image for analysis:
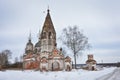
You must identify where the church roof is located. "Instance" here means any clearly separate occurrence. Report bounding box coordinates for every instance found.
[41,9,56,37]
[86,59,96,64]
[27,40,33,46]
[35,41,41,47]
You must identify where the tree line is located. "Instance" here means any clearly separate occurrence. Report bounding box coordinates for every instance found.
[0,50,22,70]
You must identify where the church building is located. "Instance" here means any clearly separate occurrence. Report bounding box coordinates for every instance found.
[23,9,72,71]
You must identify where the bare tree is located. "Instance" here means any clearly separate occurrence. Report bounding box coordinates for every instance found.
[60,26,89,69]
[0,50,12,68]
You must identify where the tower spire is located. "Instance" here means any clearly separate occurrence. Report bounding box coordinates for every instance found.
[40,7,56,39]
[47,5,50,13]
[29,31,31,42]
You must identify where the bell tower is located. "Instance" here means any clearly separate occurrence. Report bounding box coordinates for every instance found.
[40,9,56,52]
[25,33,34,54]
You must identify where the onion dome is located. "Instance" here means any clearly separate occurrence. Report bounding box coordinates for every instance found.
[27,39,33,46]
[25,33,34,53]
[35,41,41,47]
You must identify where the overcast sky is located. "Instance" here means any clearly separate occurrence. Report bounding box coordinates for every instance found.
[0,0,120,63]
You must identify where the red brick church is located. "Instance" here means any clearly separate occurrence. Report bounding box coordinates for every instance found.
[23,9,72,71]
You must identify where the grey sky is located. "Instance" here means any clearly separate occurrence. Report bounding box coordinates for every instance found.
[0,0,120,63]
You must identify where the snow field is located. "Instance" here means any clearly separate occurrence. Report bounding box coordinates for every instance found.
[0,67,116,80]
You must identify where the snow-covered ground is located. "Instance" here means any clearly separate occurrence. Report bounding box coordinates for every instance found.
[0,67,117,80]
[97,67,120,80]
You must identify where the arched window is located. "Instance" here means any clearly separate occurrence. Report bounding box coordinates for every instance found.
[43,32,46,38]
[48,32,51,39]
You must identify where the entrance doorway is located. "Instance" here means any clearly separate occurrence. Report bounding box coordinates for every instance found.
[66,65,71,71]
[52,61,60,71]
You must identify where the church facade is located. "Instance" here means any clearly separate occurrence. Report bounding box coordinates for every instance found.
[23,9,72,71]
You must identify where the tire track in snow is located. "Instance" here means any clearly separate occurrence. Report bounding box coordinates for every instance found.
[96,68,120,80]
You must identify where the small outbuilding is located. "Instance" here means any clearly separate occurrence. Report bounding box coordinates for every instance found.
[86,54,97,71]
